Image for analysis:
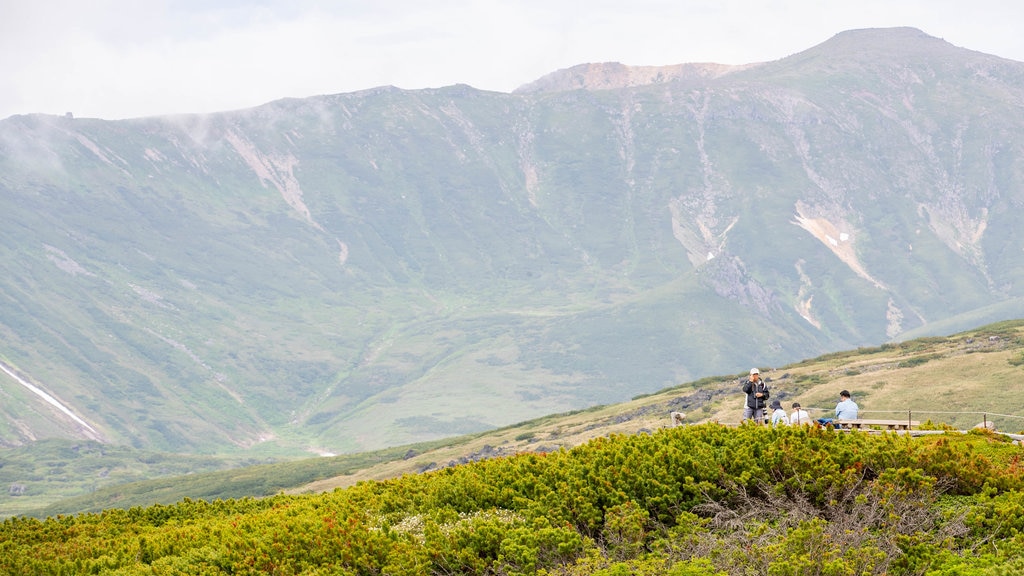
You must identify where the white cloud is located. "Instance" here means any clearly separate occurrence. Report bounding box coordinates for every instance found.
[2,0,1023,120]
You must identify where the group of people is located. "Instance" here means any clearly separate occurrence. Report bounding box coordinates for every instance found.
[742,367,859,427]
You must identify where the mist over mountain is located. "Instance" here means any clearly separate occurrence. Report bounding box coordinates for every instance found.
[2,27,1023,457]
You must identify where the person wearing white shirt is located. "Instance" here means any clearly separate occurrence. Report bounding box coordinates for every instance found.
[789,402,811,425]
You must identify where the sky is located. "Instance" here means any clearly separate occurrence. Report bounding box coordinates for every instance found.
[2,0,1023,121]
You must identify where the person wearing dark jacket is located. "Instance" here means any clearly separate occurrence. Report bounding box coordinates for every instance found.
[742,368,770,423]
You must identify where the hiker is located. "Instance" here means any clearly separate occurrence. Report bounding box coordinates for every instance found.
[742,368,769,424]
[769,399,789,426]
[789,402,811,425]
[817,390,859,428]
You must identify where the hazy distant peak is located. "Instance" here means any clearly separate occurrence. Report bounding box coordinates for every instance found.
[513,61,755,94]
[821,26,947,51]
[512,28,1011,96]
[787,26,998,65]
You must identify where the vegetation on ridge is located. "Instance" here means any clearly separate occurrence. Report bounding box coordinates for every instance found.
[4,424,1024,574]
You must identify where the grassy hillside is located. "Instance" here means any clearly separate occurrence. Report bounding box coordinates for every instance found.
[5,419,1024,574]
[13,319,1024,519]
[298,318,1024,494]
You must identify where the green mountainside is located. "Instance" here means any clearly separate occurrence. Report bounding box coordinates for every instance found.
[2,27,1024,464]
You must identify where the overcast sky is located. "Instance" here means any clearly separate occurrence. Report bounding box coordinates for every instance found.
[3,0,1023,121]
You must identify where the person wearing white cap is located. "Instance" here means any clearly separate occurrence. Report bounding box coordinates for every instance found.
[741,368,769,424]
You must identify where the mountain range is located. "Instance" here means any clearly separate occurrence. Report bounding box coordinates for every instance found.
[2,26,1024,458]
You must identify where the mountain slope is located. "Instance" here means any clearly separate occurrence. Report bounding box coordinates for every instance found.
[2,27,1024,457]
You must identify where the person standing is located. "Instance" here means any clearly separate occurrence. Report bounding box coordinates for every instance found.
[789,402,811,425]
[742,368,770,424]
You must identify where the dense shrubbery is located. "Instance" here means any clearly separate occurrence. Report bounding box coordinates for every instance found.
[2,424,1024,574]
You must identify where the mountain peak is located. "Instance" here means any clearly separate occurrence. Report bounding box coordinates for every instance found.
[784,26,1001,66]
[816,27,957,55]
[513,28,1007,96]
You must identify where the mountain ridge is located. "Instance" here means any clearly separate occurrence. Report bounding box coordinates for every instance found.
[512,61,755,94]
[2,27,1024,461]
